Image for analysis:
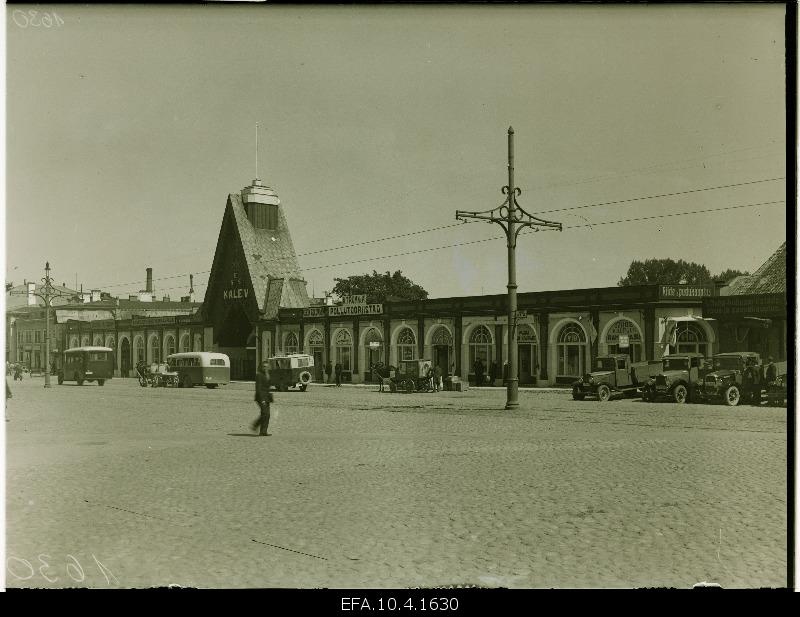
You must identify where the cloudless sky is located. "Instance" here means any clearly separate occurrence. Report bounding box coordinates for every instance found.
[4,4,787,301]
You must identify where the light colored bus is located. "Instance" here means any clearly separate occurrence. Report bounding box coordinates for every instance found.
[166,352,230,389]
[58,346,114,386]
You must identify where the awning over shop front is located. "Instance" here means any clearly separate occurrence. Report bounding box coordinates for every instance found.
[741,316,772,328]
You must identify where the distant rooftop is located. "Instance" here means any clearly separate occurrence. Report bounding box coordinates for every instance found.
[725,242,786,295]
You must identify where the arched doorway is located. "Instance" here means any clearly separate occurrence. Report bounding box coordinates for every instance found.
[120,337,131,377]
[363,327,384,380]
[308,329,324,381]
[517,324,538,385]
[556,322,587,382]
[431,326,453,375]
[671,322,709,357]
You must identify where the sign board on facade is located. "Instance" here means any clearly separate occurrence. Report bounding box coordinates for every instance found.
[658,285,714,300]
[302,303,384,318]
[328,303,383,317]
[302,307,326,318]
[618,334,630,348]
[341,295,367,306]
[702,294,786,318]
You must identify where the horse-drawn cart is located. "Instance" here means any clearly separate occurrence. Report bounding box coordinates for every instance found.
[135,361,180,388]
[390,359,434,393]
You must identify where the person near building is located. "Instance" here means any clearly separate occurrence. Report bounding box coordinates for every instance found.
[489,361,497,386]
[251,361,273,436]
[426,364,434,391]
[334,361,343,387]
[743,357,760,406]
[474,358,484,387]
[325,361,333,384]
[764,356,777,385]
[433,364,443,392]
[13,364,22,381]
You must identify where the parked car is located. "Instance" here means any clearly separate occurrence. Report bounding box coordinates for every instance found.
[572,355,662,402]
[58,346,114,386]
[266,354,314,391]
[697,351,762,406]
[641,352,708,403]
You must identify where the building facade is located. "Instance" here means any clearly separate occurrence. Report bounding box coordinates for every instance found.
[8,178,786,384]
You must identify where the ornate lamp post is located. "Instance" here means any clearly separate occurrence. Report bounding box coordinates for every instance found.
[456,127,562,409]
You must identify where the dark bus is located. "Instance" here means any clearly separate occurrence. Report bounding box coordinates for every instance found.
[58,346,114,386]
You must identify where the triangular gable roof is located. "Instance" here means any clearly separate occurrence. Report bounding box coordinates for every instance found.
[202,191,309,322]
[726,242,786,295]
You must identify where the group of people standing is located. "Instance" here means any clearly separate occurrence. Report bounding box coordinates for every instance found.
[324,361,343,386]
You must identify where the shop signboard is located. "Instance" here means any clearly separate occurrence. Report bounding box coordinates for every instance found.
[658,285,714,300]
[618,334,630,349]
[702,293,786,318]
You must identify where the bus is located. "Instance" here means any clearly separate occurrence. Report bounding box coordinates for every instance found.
[166,352,230,389]
[58,346,114,386]
[266,354,314,391]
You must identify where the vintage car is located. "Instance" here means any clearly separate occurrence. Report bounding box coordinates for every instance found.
[641,352,708,403]
[266,354,314,391]
[697,351,762,406]
[572,354,662,402]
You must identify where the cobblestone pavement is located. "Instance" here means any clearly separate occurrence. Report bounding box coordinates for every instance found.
[4,377,788,589]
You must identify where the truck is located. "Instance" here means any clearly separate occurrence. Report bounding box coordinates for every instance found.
[572,354,663,402]
[697,351,762,406]
[641,352,708,403]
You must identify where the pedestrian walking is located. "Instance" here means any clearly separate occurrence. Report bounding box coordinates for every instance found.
[13,364,22,381]
[334,362,343,387]
[251,361,273,436]
[426,364,434,390]
[433,364,442,392]
[325,361,333,384]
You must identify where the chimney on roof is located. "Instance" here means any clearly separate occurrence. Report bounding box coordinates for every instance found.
[189,274,195,303]
[146,268,153,293]
[26,282,36,306]
[162,295,170,302]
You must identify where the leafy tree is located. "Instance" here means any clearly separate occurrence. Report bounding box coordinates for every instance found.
[618,259,713,286]
[332,270,428,303]
[714,268,749,284]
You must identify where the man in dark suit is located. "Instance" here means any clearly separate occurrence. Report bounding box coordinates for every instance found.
[251,361,272,436]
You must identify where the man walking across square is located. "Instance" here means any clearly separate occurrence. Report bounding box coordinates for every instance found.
[251,361,273,436]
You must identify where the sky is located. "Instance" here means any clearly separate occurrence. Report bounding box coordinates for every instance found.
[3,4,788,302]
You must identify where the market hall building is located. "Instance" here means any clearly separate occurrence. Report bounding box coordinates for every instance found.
[13,178,786,386]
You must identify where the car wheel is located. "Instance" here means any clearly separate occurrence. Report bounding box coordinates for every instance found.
[597,385,611,402]
[673,384,688,404]
[300,384,308,392]
[724,385,740,407]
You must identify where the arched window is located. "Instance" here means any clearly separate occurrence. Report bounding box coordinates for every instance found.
[93,335,103,346]
[674,322,708,357]
[396,327,416,362]
[193,333,202,352]
[606,319,642,362]
[308,329,324,347]
[557,322,587,378]
[285,332,299,355]
[335,330,352,371]
[81,335,90,347]
[180,334,191,353]
[432,327,453,346]
[164,335,176,359]
[517,324,539,383]
[149,336,160,364]
[105,336,115,349]
[469,325,493,371]
[133,336,145,364]
[69,336,79,349]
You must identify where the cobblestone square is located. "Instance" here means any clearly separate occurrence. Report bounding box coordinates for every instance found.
[4,378,788,589]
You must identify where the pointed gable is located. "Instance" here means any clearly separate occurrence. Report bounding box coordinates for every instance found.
[202,182,310,330]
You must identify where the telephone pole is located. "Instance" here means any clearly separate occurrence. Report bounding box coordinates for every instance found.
[456,127,562,409]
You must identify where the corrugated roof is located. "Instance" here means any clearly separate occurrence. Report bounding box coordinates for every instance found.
[726,242,786,295]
